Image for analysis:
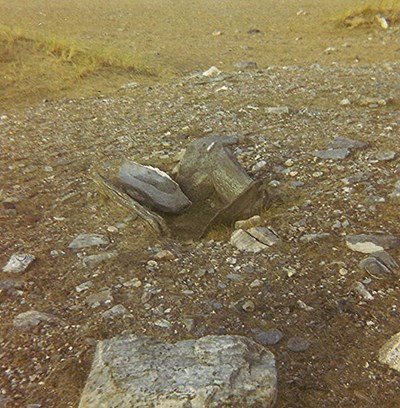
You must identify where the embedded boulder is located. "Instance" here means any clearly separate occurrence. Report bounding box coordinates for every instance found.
[79,334,277,408]
[119,161,191,214]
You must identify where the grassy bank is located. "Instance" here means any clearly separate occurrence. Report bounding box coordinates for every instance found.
[0,25,158,109]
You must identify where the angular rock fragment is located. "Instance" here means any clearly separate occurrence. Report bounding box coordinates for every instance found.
[379,332,400,372]
[13,310,65,331]
[119,161,191,214]
[359,251,398,278]
[92,172,168,236]
[101,305,132,319]
[311,148,350,160]
[69,234,110,250]
[202,66,222,77]
[78,335,277,408]
[247,226,280,246]
[85,289,113,308]
[3,254,36,273]
[230,229,268,253]
[234,215,262,230]
[299,232,330,243]
[345,234,400,254]
[327,136,368,151]
[82,251,118,268]
[375,151,397,161]
[353,281,374,300]
[266,106,290,115]
[359,257,392,278]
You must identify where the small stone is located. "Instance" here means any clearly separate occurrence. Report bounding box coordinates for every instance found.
[250,279,263,288]
[68,233,110,249]
[311,148,350,160]
[312,171,324,178]
[101,304,131,319]
[82,251,118,268]
[253,328,283,346]
[375,151,397,161]
[76,281,94,293]
[234,215,262,230]
[182,318,194,331]
[242,300,255,312]
[340,98,351,106]
[107,226,119,233]
[379,332,400,372]
[226,257,237,265]
[284,159,294,167]
[123,278,142,288]
[146,260,159,271]
[327,136,368,151]
[266,106,290,115]
[299,233,330,243]
[269,180,280,187]
[13,310,65,331]
[202,66,222,77]
[153,319,172,329]
[85,289,113,308]
[3,254,35,273]
[353,281,374,300]
[287,336,310,352]
[251,160,267,172]
[297,300,314,311]
[154,250,175,261]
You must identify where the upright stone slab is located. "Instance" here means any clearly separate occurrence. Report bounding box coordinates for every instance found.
[79,335,277,408]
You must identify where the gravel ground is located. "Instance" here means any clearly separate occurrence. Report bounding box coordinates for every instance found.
[1,62,400,407]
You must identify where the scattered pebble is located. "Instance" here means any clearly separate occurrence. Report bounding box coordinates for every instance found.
[287,336,310,352]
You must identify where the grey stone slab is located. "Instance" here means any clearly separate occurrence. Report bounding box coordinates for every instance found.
[79,335,277,408]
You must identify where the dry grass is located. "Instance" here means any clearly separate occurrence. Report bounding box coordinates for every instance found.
[337,0,400,27]
[0,24,159,109]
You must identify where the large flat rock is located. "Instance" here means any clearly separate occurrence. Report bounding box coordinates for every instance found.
[79,335,277,408]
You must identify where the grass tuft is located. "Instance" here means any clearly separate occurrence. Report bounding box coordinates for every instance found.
[0,24,156,77]
[336,0,400,28]
[0,24,160,108]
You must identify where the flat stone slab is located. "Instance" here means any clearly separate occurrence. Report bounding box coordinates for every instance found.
[345,234,400,254]
[79,335,277,408]
[327,136,368,150]
[13,310,65,331]
[69,234,110,249]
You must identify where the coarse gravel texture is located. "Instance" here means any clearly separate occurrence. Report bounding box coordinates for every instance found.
[1,62,400,407]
